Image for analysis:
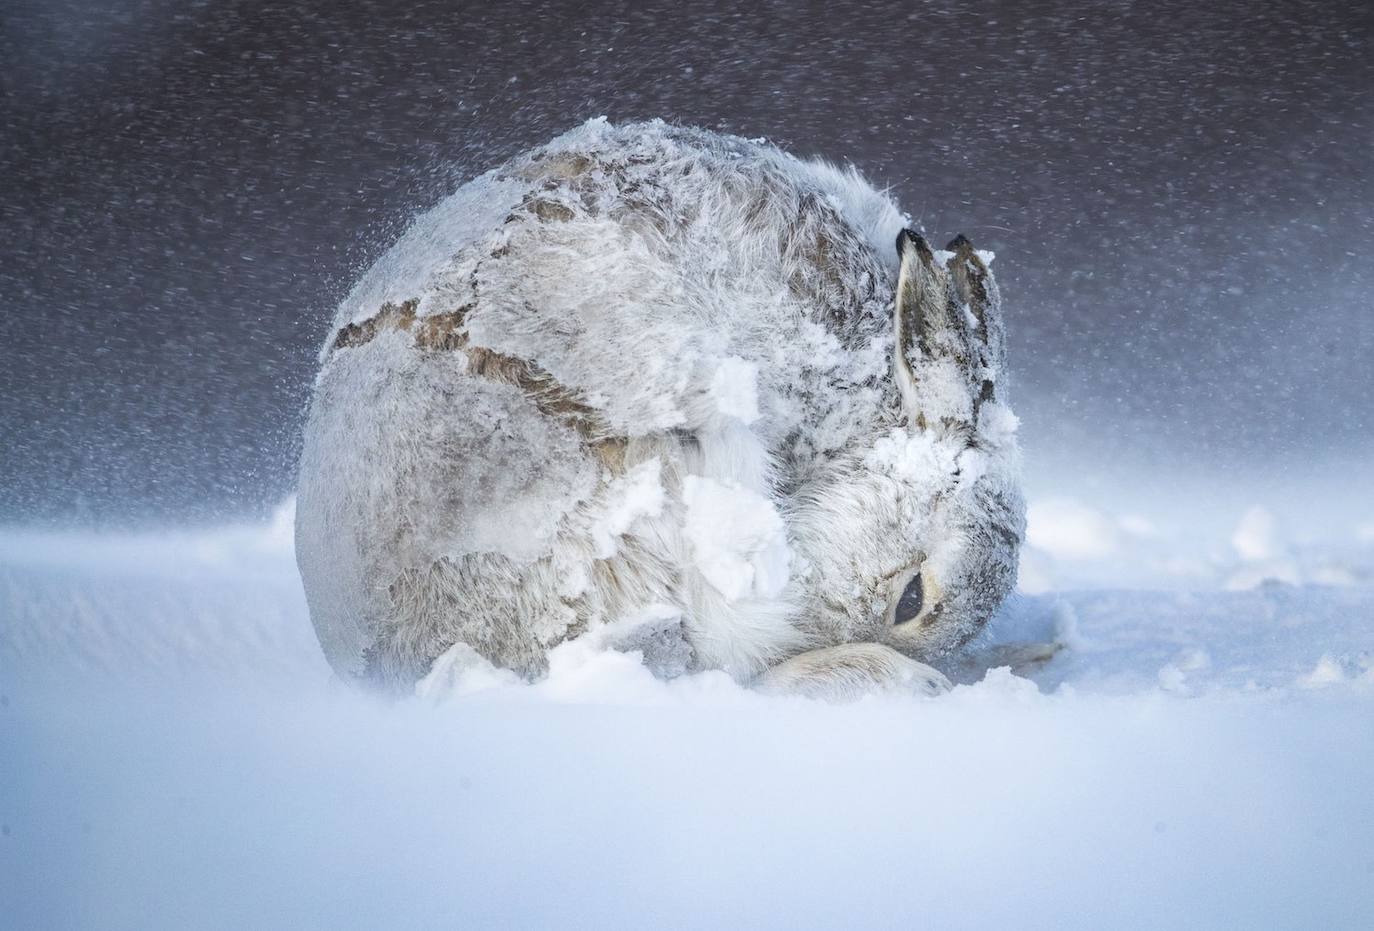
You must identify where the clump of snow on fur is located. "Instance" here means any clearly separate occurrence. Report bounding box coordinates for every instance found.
[683,475,791,602]
[708,357,761,425]
[864,427,958,485]
[556,564,591,600]
[589,458,666,559]
[977,401,1020,447]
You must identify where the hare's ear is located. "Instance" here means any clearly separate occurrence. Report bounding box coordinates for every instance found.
[892,228,1001,439]
[945,234,1005,404]
[893,228,958,431]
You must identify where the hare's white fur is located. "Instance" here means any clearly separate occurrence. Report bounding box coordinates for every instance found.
[296,119,1023,694]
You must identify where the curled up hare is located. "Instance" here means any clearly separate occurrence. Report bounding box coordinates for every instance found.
[296,119,1034,700]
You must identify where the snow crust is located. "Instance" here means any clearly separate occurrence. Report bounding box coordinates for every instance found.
[3,503,1373,928]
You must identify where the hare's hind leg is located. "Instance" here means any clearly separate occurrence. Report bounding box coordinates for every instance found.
[371,551,585,690]
[753,643,952,700]
[297,299,609,692]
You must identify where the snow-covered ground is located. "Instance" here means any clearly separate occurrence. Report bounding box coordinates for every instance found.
[3,498,1373,928]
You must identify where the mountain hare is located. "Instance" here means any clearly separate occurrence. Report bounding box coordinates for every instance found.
[296,119,1025,698]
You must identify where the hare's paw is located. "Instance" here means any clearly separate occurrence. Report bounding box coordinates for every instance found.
[893,230,1006,443]
[754,643,952,700]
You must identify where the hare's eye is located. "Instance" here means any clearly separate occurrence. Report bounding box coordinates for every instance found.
[892,573,924,625]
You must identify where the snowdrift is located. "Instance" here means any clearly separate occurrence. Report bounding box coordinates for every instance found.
[2,499,1372,928]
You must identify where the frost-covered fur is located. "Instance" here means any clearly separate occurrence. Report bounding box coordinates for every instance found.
[295,119,1025,695]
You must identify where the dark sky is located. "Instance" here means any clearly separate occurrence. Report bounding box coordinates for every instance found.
[3,0,1371,527]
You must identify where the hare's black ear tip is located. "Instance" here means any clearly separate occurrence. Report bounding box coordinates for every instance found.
[947,233,973,251]
[896,228,928,257]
